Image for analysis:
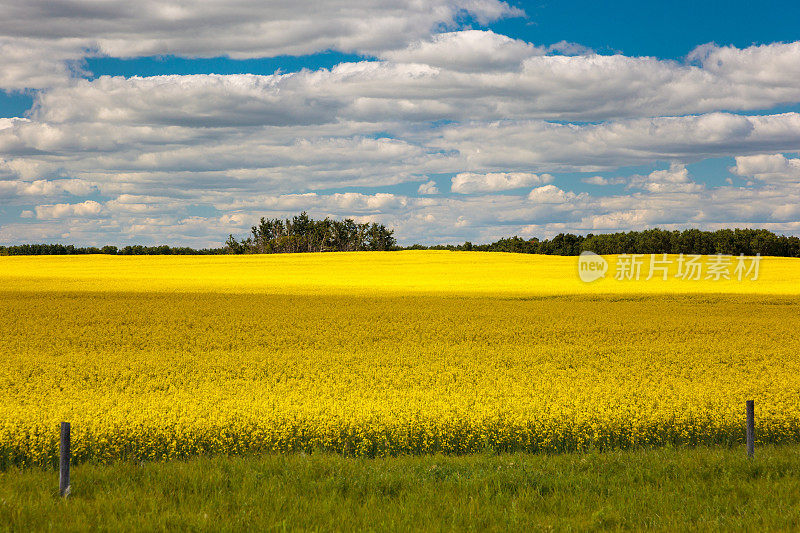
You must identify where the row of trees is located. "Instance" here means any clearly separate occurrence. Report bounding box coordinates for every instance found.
[3,223,800,257]
[0,243,225,255]
[225,212,396,254]
[410,228,800,257]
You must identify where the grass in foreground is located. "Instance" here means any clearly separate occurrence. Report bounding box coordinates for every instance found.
[2,446,800,532]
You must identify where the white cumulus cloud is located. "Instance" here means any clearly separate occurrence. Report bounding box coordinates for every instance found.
[34,200,103,219]
[418,180,439,195]
[731,154,800,183]
[452,172,553,193]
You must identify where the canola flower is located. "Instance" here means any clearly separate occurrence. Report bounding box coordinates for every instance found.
[1,251,799,467]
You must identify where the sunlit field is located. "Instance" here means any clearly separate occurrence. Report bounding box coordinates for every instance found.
[3,251,800,295]
[1,251,800,466]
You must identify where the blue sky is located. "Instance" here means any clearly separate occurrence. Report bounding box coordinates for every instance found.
[495,0,800,59]
[1,0,800,245]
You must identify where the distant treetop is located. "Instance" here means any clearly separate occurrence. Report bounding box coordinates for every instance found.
[225,212,396,254]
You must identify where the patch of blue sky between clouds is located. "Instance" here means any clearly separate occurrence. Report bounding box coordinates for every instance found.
[0,90,34,118]
[305,177,437,198]
[686,157,740,187]
[493,0,800,60]
[0,205,36,227]
[715,104,800,117]
[83,51,374,79]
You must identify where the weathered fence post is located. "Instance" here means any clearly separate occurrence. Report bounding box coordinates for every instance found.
[59,421,71,497]
[746,400,754,458]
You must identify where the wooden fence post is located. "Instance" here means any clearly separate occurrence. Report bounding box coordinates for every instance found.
[746,400,754,458]
[59,422,71,497]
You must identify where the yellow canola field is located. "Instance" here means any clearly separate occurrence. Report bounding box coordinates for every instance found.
[2,250,800,295]
[1,251,800,466]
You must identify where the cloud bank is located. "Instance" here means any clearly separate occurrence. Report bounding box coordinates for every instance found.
[1,4,800,246]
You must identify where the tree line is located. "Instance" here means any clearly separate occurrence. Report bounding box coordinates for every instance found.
[2,217,800,257]
[0,243,225,255]
[411,228,800,257]
[225,212,396,254]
